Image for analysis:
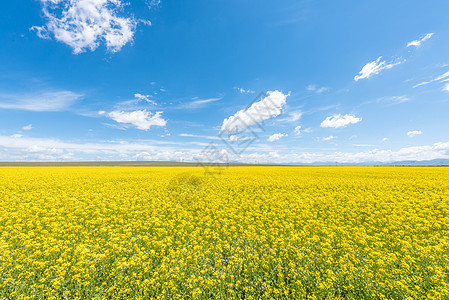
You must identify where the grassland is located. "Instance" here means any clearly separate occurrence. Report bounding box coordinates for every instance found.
[0,167,448,299]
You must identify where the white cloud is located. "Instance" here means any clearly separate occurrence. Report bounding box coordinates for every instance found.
[191,97,222,105]
[0,90,82,111]
[354,56,405,81]
[306,85,329,93]
[320,114,362,128]
[377,95,410,104]
[382,137,388,142]
[407,33,434,48]
[178,97,222,109]
[288,111,302,122]
[228,135,252,142]
[306,85,315,91]
[229,135,239,142]
[102,110,167,130]
[237,142,449,164]
[234,87,255,94]
[414,70,449,88]
[443,82,449,92]
[102,122,127,130]
[407,130,422,138]
[322,136,335,141]
[0,135,195,161]
[1,135,449,164]
[134,93,157,105]
[414,70,449,93]
[146,0,161,9]
[279,110,302,123]
[221,90,289,133]
[179,133,220,140]
[11,134,23,139]
[303,128,312,133]
[22,124,33,131]
[294,125,301,135]
[31,0,148,54]
[268,133,287,142]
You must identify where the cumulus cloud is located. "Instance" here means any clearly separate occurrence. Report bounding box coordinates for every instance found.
[354,56,405,81]
[407,33,434,48]
[0,90,82,111]
[294,125,301,135]
[220,90,289,133]
[407,130,422,138]
[268,133,287,142]
[22,124,33,131]
[31,0,148,54]
[100,110,167,130]
[320,114,362,128]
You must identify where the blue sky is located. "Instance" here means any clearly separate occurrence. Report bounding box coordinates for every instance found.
[1,0,449,163]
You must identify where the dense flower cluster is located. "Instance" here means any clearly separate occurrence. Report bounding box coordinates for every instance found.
[0,167,448,299]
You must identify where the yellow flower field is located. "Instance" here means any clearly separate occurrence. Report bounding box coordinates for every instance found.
[0,167,448,299]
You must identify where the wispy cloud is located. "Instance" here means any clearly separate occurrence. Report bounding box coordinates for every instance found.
[179,133,220,140]
[0,90,83,111]
[176,97,223,109]
[377,95,410,104]
[112,93,159,112]
[234,87,255,94]
[134,93,157,105]
[191,97,222,105]
[279,110,302,123]
[321,114,362,128]
[413,70,449,92]
[146,0,161,9]
[354,56,405,81]
[306,84,329,94]
[407,33,434,48]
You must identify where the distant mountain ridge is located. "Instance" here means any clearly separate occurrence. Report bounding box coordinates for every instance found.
[0,159,448,167]
[287,159,449,166]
